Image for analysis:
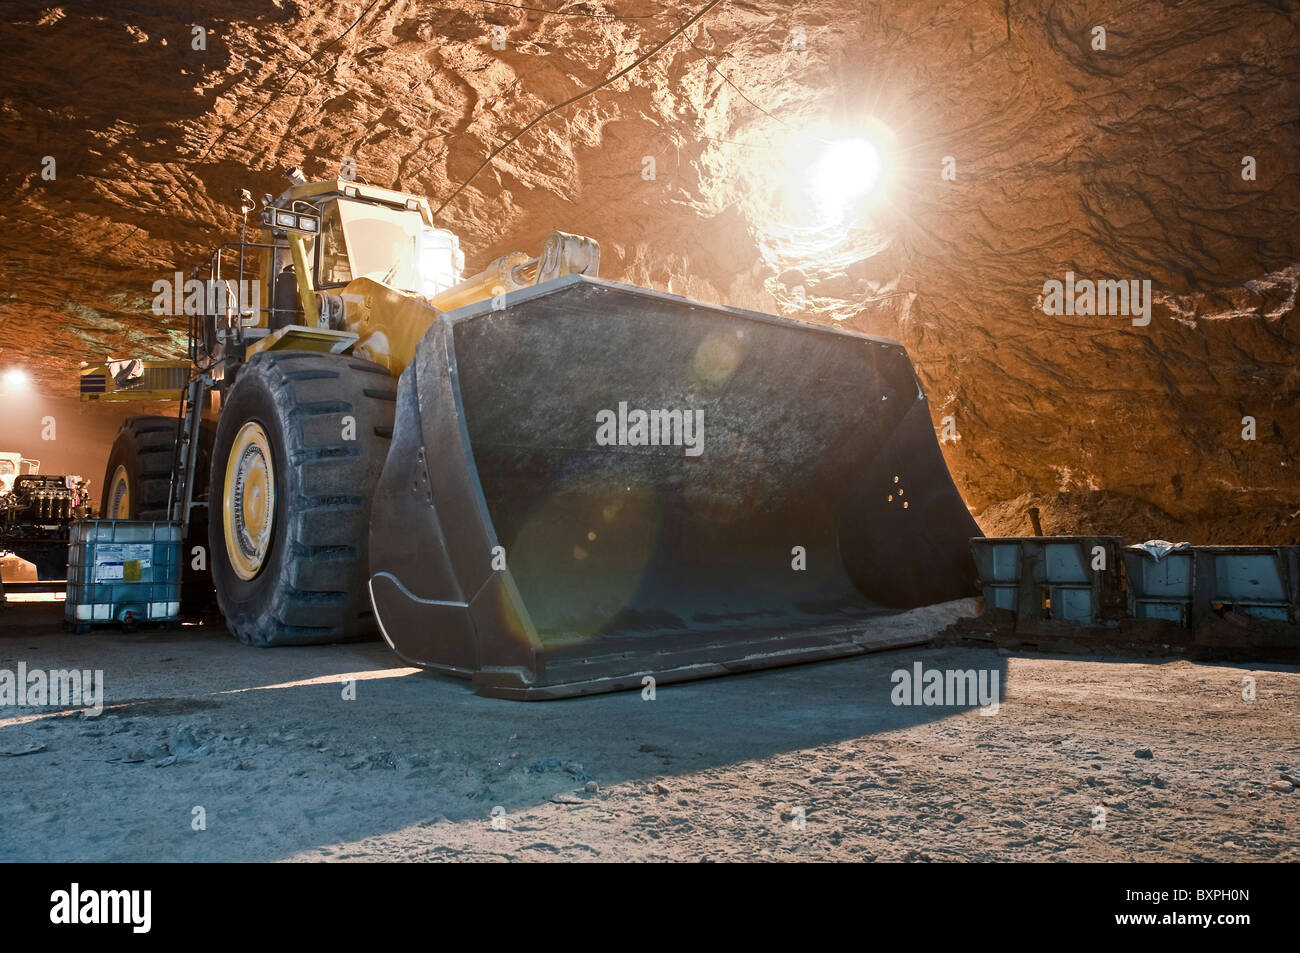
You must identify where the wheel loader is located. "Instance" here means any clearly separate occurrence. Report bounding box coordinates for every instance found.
[82,174,981,698]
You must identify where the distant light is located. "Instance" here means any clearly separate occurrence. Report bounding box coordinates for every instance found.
[807,138,883,219]
[2,367,30,391]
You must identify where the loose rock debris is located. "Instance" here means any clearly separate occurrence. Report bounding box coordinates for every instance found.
[1,604,1295,862]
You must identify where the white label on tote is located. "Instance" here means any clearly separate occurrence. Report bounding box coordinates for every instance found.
[93,544,153,583]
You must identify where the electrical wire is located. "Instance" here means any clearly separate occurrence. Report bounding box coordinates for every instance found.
[674,11,794,132]
[210,0,385,150]
[433,0,726,216]
[103,0,386,254]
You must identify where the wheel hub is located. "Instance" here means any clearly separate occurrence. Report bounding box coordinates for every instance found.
[223,422,276,580]
[107,465,130,519]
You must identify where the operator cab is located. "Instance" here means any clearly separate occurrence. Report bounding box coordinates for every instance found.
[262,181,465,327]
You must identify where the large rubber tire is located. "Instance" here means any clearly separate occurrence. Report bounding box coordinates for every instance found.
[101,416,178,520]
[101,415,217,614]
[208,350,397,646]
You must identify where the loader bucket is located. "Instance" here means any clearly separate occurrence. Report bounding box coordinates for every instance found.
[369,275,980,699]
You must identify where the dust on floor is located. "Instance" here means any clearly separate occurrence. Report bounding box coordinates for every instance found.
[0,601,1295,862]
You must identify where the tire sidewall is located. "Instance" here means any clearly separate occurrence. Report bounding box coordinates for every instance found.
[207,360,292,634]
[100,417,181,520]
[100,437,138,519]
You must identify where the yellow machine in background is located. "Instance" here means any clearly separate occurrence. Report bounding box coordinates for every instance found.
[79,360,190,402]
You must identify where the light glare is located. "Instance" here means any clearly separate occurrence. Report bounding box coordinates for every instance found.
[808,138,882,217]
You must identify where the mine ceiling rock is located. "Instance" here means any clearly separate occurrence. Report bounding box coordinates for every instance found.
[0,0,1295,540]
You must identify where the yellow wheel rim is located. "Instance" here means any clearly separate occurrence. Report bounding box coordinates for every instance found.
[223,421,276,581]
[108,465,131,519]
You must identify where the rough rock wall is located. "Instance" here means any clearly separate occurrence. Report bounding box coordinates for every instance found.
[0,0,1296,539]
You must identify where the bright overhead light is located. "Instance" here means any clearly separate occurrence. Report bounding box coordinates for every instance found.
[2,367,30,391]
[807,137,883,218]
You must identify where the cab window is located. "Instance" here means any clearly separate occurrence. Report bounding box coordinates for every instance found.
[316,202,353,287]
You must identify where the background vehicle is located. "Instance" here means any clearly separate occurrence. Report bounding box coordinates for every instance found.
[0,452,91,585]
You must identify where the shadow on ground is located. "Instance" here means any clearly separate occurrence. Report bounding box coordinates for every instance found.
[0,600,1003,860]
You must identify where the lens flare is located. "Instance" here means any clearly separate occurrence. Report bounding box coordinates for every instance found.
[807,138,883,218]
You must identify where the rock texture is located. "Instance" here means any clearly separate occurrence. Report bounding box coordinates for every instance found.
[0,0,1296,540]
